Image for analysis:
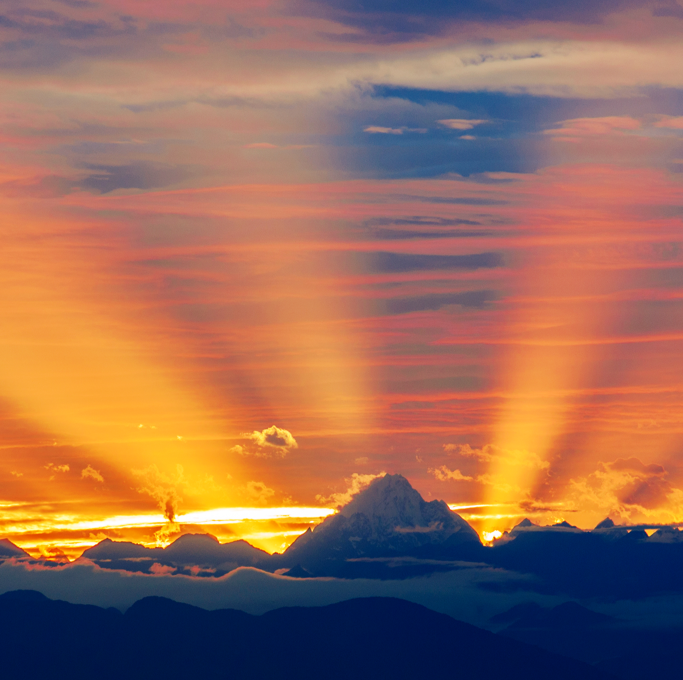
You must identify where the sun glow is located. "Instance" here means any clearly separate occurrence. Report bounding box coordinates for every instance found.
[481,530,503,545]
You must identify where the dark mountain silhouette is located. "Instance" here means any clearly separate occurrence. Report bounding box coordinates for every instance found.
[489,601,544,626]
[490,599,683,668]
[82,538,161,560]
[280,563,313,578]
[80,533,271,574]
[486,528,683,598]
[502,601,615,629]
[0,590,614,680]
[597,635,683,680]
[0,538,30,558]
[0,589,49,602]
[595,518,616,529]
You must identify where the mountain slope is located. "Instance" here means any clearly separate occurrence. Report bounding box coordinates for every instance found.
[0,538,30,559]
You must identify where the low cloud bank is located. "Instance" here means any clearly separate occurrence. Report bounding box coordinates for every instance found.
[0,558,547,627]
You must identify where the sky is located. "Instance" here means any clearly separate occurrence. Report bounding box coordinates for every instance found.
[1,0,683,558]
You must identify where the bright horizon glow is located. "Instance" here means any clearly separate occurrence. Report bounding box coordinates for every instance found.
[0,506,336,537]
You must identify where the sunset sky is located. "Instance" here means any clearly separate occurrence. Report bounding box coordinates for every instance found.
[1,0,683,559]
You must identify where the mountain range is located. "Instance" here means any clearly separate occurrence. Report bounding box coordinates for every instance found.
[4,472,683,596]
[0,589,613,680]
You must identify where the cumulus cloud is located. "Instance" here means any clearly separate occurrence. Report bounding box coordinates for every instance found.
[45,463,70,473]
[316,472,386,508]
[430,466,473,482]
[81,465,104,483]
[238,426,298,458]
[429,466,515,493]
[438,119,488,130]
[566,457,683,523]
[45,463,70,481]
[244,481,275,504]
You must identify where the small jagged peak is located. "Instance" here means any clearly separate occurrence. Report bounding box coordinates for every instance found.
[0,538,31,557]
[594,518,615,530]
[515,518,534,528]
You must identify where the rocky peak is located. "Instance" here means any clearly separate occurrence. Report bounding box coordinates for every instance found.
[339,474,427,523]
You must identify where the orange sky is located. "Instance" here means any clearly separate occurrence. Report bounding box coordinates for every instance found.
[1,0,683,559]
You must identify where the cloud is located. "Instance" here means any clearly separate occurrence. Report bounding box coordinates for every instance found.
[609,457,666,475]
[432,444,550,493]
[438,119,488,130]
[429,466,515,492]
[654,116,683,130]
[363,126,427,134]
[303,0,646,42]
[652,1,683,18]
[380,290,497,315]
[239,426,298,457]
[244,481,276,504]
[45,463,70,473]
[365,217,482,228]
[566,458,683,523]
[0,174,76,198]
[78,162,194,194]
[430,466,473,482]
[316,472,386,507]
[544,116,642,141]
[249,426,298,449]
[81,465,104,483]
[132,464,186,524]
[368,251,504,273]
[0,7,135,41]
[364,126,404,135]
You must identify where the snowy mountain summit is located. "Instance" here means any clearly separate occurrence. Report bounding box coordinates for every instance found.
[338,473,477,542]
[283,473,481,569]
